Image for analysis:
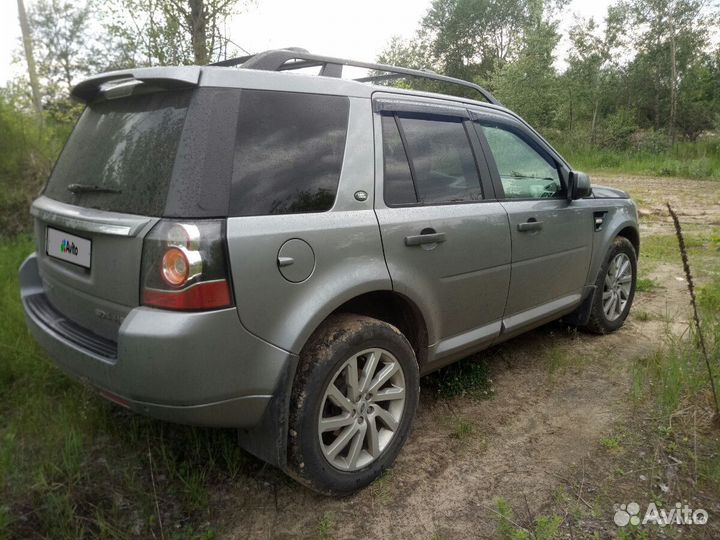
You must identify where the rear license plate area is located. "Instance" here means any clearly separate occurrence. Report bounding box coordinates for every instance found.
[46,227,92,269]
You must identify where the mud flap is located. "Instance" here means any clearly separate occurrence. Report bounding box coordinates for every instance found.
[236,353,299,469]
[561,285,596,326]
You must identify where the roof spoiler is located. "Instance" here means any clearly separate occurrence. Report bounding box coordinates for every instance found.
[71,66,201,103]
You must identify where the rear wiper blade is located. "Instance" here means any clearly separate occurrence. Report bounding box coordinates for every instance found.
[67,183,122,194]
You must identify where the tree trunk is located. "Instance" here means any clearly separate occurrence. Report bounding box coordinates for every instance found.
[654,81,660,130]
[590,100,599,146]
[16,0,42,118]
[189,0,208,65]
[669,15,678,146]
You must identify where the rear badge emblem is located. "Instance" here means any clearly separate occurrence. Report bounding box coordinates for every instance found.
[95,309,125,325]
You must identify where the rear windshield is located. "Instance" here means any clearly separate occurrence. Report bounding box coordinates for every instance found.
[44,90,191,216]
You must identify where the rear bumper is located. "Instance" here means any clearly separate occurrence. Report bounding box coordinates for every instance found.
[19,253,296,430]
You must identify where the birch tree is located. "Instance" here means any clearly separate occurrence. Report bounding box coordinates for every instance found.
[16,0,42,118]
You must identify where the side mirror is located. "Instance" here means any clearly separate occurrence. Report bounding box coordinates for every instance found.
[567,171,592,201]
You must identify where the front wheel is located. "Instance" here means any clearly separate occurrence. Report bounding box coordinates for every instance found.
[287,314,419,495]
[583,236,637,334]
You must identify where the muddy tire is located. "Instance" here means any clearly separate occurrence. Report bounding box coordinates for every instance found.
[287,313,419,495]
[583,236,637,334]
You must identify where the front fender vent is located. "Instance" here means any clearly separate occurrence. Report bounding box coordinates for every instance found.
[594,211,608,231]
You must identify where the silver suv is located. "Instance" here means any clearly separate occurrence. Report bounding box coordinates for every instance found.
[19,49,640,495]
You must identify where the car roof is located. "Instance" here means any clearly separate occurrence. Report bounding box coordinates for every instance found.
[72,48,509,116]
[73,64,512,116]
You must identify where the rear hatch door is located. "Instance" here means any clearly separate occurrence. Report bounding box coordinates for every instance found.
[33,85,193,341]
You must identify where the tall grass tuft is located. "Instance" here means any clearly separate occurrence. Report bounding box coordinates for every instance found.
[667,204,720,418]
[633,274,720,418]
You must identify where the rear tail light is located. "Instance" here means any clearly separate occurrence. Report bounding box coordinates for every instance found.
[141,220,233,311]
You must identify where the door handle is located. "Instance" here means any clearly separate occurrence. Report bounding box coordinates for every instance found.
[517,220,543,232]
[404,231,446,246]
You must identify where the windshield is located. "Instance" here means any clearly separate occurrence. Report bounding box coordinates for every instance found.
[44,89,192,216]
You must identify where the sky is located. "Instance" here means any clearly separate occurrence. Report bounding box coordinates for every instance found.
[0,0,613,85]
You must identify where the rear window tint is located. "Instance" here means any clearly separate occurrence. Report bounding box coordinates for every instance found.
[229,91,350,216]
[44,90,191,216]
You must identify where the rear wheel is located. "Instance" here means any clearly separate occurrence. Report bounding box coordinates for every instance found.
[584,236,637,334]
[288,314,419,495]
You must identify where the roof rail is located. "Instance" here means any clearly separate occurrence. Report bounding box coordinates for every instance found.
[209,48,499,105]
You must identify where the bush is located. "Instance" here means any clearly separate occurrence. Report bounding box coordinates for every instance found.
[631,129,670,154]
[0,94,70,237]
[678,100,715,140]
[598,109,638,150]
[685,157,713,178]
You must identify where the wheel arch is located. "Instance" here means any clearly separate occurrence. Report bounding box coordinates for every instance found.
[586,207,639,289]
[616,225,640,256]
[565,218,639,329]
[328,290,430,366]
[268,290,428,477]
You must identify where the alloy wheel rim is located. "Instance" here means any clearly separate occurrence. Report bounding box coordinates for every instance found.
[602,252,632,321]
[318,348,406,471]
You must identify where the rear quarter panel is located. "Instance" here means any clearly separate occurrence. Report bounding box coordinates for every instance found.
[226,97,391,353]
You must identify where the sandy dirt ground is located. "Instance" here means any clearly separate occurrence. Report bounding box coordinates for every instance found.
[213,174,720,539]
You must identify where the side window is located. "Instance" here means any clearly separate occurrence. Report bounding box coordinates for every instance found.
[480,123,561,199]
[381,115,417,206]
[229,91,349,216]
[394,114,483,204]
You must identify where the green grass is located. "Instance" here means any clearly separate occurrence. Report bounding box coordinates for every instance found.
[495,497,563,540]
[632,331,717,416]
[0,237,256,539]
[543,343,579,375]
[638,228,720,276]
[635,278,658,293]
[631,276,720,492]
[633,277,720,414]
[370,468,395,503]
[699,277,720,313]
[448,416,475,441]
[317,512,335,539]
[423,357,494,400]
[600,436,621,450]
[555,137,720,179]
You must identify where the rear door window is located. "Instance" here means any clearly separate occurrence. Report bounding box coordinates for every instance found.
[394,113,483,204]
[44,90,191,216]
[229,91,350,216]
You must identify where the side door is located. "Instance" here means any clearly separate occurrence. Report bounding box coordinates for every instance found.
[373,97,512,365]
[472,112,593,334]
